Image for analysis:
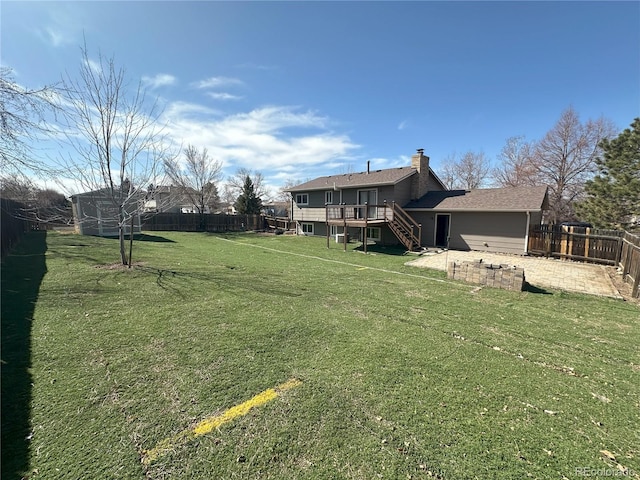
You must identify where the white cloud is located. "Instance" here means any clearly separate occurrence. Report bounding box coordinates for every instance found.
[34,6,84,48]
[397,120,408,130]
[369,155,410,169]
[45,27,72,47]
[206,92,243,101]
[160,104,359,187]
[192,76,244,89]
[163,101,221,119]
[142,73,177,90]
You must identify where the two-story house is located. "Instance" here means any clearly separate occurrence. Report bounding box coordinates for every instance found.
[143,186,212,214]
[286,149,549,255]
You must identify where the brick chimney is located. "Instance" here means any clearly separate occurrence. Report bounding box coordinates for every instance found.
[410,148,430,200]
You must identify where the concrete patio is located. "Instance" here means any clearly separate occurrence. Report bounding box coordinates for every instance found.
[406,250,622,299]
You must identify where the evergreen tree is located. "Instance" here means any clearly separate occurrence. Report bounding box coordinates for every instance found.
[234,175,263,214]
[576,118,640,230]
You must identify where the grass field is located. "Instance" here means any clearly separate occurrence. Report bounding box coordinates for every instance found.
[2,231,639,480]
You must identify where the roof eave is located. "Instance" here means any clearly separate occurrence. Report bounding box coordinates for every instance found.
[405,207,544,212]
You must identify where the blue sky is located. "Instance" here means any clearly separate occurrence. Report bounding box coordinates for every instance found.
[2,1,639,196]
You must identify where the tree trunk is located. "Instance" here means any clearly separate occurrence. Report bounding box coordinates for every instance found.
[199,210,206,232]
[128,214,134,268]
[119,208,127,265]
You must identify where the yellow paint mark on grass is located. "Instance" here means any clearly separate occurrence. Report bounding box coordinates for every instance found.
[142,378,302,465]
[356,267,368,270]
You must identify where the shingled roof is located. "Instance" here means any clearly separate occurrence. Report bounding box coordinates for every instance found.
[286,167,418,192]
[405,185,549,212]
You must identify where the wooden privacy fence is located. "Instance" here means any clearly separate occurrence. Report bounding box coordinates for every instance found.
[264,216,293,231]
[619,231,640,298]
[141,213,264,232]
[528,225,640,298]
[528,225,622,265]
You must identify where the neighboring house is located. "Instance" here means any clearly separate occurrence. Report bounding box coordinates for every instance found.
[286,149,549,254]
[144,186,211,214]
[71,188,142,236]
[262,201,289,218]
[213,203,237,215]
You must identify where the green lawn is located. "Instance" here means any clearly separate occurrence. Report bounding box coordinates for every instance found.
[2,231,639,479]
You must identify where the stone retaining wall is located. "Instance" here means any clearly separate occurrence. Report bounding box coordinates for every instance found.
[448,260,525,291]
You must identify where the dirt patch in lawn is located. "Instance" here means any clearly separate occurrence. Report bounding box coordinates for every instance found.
[95,262,146,270]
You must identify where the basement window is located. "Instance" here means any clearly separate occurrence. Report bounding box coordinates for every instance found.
[366,227,381,241]
[301,223,314,235]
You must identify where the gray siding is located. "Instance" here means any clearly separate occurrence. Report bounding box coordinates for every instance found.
[427,174,445,192]
[394,177,414,207]
[412,211,530,255]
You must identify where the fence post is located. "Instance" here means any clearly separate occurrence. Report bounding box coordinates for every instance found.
[584,227,590,258]
[622,241,631,276]
[616,236,624,265]
[633,255,640,298]
[545,227,551,257]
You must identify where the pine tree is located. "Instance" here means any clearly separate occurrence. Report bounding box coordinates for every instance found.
[577,118,640,230]
[234,175,263,214]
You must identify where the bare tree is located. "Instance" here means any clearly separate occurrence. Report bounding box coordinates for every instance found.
[493,136,538,187]
[0,174,71,225]
[0,66,59,174]
[0,174,34,202]
[438,154,458,190]
[438,151,490,190]
[163,145,223,226]
[532,107,616,223]
[59,45,169,265]
[456,151,490,189]
[276,178,300,203]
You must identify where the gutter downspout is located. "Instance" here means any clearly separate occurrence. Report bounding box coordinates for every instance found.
[524,211,531,254]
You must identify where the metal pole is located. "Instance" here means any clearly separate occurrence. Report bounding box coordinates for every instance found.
[364,202,368,254]
[343,203,347,252]
[326,202,330,249]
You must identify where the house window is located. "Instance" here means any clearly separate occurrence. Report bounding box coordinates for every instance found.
[325,191,333,204]
[295,193,309,205]
[301,223,314,235]
[366,227,381,241]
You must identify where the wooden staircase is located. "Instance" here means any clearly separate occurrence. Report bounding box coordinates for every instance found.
[387,202,422,251]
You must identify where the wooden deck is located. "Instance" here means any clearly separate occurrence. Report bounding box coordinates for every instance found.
[325,202,422,252]
[326,218,386,227]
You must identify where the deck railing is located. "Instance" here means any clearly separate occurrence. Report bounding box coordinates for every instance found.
[325,203,391,222]
[388,201,421,251]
